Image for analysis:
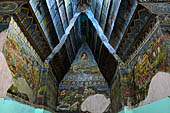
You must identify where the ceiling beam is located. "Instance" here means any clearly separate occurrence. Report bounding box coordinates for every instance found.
[99,0,111,31]
[97,0,120,64]
[104,0,122,40]
[46,12,81,62]
[64,0,77,55]
[93,0,104,55]
[47,8,125,64]
[114,1,138,51]
[84,9,124,65]
[29,0,59,50]
[95,0,111,63]
[46,0,74,63]
[86,0,96,53]
[72,0,82,52]
[56,0,74,64]
[27,3,55,51]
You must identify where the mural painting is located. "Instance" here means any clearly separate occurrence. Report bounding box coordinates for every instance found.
[3,18,42,102]
[35,62,58,110]
[1,17,58,110]
[120,26,170,107]
[57,43,110,112]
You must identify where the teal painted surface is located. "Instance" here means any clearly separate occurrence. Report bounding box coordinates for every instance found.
[119,97,170,113]
[0,98,51,113]
[119,110,125,113]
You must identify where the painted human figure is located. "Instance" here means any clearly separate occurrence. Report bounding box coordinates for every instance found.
[80,52,89,62]
[81,53,87,61]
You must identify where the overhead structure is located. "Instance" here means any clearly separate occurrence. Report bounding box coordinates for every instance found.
[46,12,81,62]
[1,0,169,84]
[84,9,123,64]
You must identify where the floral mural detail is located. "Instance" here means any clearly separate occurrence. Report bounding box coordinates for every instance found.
[120,25,170,106]
[3,18,42,101]
[57,43,110,112]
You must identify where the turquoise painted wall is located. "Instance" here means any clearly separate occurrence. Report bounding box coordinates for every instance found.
[119,97,170,113]
[0,98,51,113]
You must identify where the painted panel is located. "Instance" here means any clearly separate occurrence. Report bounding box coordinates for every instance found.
[3,18,42,102]
[2,17,58,110]
[57,43,110,112]
[120,26,170,107]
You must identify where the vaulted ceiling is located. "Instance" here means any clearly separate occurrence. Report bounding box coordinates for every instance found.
[1,0,170,85]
